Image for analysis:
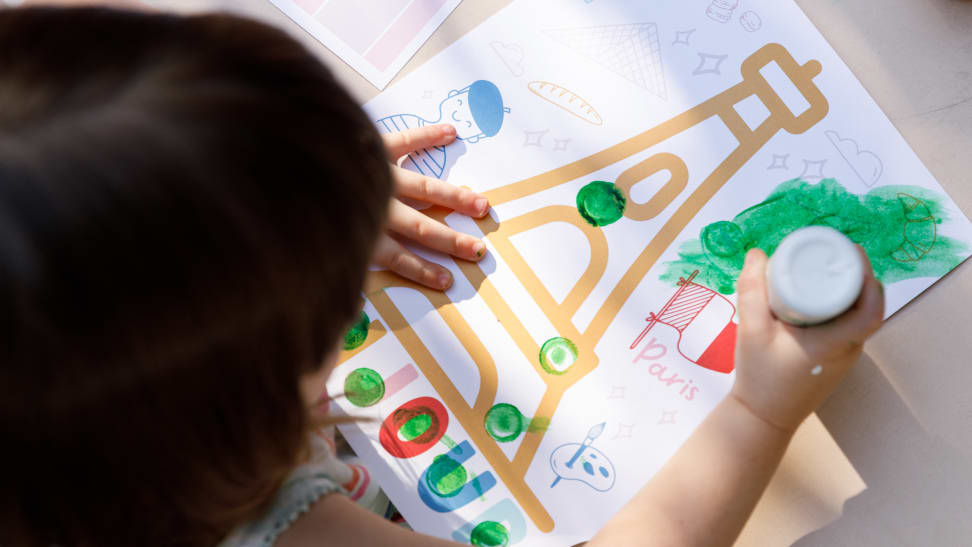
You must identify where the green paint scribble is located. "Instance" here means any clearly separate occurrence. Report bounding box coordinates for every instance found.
[527,416,550,434]
[343,311,370,350]
[539,337,578,375]
[660,178,968,294]
[426,454,467,498]
[344,368,385,407]
[470,520,510,547]
[439,434,458,450]
[577,180,626,227]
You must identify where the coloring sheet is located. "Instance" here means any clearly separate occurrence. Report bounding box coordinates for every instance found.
[328,1,972,545]
[269,0,462,89]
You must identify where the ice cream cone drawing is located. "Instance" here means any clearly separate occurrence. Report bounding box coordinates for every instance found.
[359,44,828,532]
[630,271,737,374]
[544,23,667,100]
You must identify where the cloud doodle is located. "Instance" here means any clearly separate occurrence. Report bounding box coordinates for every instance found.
[826,130,884,187]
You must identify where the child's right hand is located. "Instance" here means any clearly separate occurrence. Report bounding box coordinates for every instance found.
[730,248,885,433]
[374,124,490,290]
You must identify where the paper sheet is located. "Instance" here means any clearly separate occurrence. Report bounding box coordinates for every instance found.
[328,1,972,545]
[268,0,462,89]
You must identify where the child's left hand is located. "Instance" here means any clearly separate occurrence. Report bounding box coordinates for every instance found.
[374,124,490,290]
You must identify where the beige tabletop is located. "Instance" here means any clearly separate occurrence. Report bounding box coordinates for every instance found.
[19,0,972,544]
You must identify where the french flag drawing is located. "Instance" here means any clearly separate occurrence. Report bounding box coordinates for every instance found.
[631,270,737,374]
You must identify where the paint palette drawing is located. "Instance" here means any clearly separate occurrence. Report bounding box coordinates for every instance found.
[328,1,972,546]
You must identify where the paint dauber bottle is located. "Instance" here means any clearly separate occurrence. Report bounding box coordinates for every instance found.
[765,226,865,326]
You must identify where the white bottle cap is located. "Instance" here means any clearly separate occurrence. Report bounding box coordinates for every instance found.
[766,226,864,325]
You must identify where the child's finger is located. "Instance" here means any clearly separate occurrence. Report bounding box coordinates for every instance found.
[372,234,453,290]
[392,165,489,218]
[382,124,457,161]
[736,249,773,337]
[387,199,486,262]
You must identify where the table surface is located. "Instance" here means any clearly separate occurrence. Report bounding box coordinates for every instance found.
[21,0,972,544]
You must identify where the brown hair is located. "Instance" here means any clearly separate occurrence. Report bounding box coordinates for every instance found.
[0,6,392,546]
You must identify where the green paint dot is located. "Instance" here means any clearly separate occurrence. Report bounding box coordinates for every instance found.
[400,413,432,441]
[484,403,525,443]
[702,221,745,257]
[426,454,467,498]
[343,311,370,350]
[539,337,578,375]
[576,181,626,227]
[344,368,384,407]
[470,521,509,547]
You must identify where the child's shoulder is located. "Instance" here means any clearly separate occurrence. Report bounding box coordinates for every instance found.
[219,463,344,547]
[220,431,393,547]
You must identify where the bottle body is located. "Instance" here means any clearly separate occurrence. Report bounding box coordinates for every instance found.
[765,226,865,326]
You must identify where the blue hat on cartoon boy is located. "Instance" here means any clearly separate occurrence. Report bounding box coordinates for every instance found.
[467,80,506,138]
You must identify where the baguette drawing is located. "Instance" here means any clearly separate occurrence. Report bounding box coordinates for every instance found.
[527,81,603,126]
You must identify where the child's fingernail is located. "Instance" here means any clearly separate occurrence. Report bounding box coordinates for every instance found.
[473,242,486,259]
[474,197,489,216]
[442,124,457,136]
[438,272,452,289]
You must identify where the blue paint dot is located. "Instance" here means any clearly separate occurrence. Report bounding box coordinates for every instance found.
[599,466,609,478]
[583,462,594,475]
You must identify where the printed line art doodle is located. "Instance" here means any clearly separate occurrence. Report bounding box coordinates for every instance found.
[490,41,526,77]
[891,193,938,263]
[631,271,738,374]
[554,138,571,152]
[706,0,739,23]
[768,153,790,170]
[672,28,695,47]
[523,129,549,147]
[528,81,603,125]
[693,53,729,76]
[354,44,829,531]
[377,80,510,177]
[658,410,678,425]
[740,11,763,32]
[611,422,635,440]
[799,158,827,180]
[825,130,884,187]
[659,178,968,296]
[606,386,626,399]
[549,422,616,491]
[544,23,668,100]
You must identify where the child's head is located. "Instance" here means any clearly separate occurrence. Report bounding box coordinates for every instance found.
[0,7,392,546]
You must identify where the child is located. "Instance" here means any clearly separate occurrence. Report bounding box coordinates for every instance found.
[0,7,884,547]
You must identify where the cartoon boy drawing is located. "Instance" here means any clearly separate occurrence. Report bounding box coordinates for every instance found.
[377,80,509,178]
